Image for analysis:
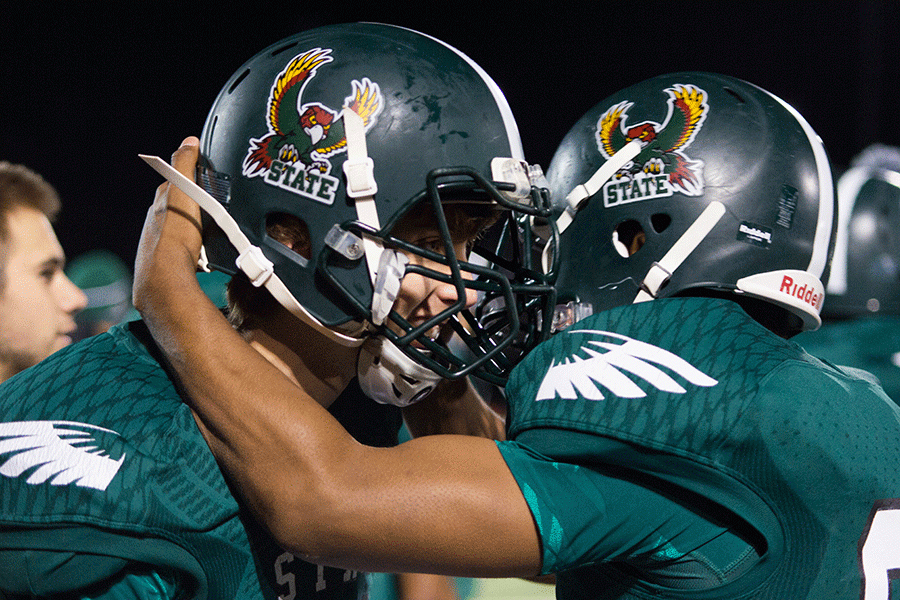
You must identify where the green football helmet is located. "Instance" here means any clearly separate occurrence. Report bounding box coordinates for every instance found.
[825,145,900,317]
[545,72,836,332]
[193,23,553,388]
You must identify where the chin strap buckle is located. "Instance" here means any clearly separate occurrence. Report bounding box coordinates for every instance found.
[236,245,274,287]
[637,261,672,300]
[634,201,727,303]
[555,140,642,234]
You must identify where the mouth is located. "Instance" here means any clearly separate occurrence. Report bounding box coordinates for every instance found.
[409,323,445,350]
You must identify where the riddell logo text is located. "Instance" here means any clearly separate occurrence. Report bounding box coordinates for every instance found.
[780,275,823,309]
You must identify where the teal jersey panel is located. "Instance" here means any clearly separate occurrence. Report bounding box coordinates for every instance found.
[503,297,900,599]
[795,315,900,405]
[0,320,400,599]
[496,438,758,585]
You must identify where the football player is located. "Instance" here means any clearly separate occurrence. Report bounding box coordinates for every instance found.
[795,144,900,404]
[0,23,551,599]
[133,71,900,600]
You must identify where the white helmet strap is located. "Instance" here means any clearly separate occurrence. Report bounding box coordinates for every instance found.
[343,109,403,327]
[634,201,726,303]
[342,110,382,278]
[555,140,642,235]
[542,140,641,273]
[139,154,366,346]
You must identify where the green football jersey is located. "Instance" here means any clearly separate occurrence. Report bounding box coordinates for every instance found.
[0,320,401,599]
[795,315,900,405]
[499,297,900,599]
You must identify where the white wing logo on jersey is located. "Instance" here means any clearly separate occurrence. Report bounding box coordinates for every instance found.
[536,329,718,401]
[0,421,126,491]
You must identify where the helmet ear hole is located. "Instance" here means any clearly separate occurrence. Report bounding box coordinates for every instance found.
[650,213,672,234]
[612,219,646,258]
[266,213,312,259]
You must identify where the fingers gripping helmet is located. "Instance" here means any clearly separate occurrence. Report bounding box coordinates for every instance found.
[825,145,900,317]
[545,72,836,332]
[194,23,552,390]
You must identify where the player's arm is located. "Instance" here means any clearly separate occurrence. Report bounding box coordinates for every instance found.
[133,139,541,577]
[394,572,462,600]
[394,362,504,597]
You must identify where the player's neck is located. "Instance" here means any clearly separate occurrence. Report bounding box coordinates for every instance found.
[0,357,22,384]
[244,307,358,409]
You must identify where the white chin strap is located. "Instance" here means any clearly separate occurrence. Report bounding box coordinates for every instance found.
[556,140,642,234]
[633,201,726,302]
[628,198,824,330]
[139,154,366,347]
[341,109,397,326]
[357,336,442,407]
[543,140,641,273]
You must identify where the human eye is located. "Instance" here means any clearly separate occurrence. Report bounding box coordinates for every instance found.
[413,237,446,255]
[38,260,62,283]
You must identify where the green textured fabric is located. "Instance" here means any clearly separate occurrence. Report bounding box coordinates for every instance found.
[795,315,900,405]
[497,438,757,584]
[77,569,181,600]
[501,297,900,599]
[0,320,400,599]
[0,553,180,599]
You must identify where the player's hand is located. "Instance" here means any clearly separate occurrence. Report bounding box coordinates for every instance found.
[133,136,203,312]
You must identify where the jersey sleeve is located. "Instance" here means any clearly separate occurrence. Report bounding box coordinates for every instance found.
[0,546,181,599]
[78,569,181,600]
[495,440,758,584]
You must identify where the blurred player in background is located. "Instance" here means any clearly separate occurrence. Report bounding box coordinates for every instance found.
[0,161,86,383]
[66,249,137,341]
[66,248,231,342]
[796,144,900,403]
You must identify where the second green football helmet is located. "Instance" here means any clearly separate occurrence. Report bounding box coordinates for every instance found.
[825,145,900,317]
[545,72,836,332]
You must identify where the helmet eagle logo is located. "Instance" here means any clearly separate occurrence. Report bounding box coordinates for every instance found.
[596,84,709,206]
[242,47,383,205]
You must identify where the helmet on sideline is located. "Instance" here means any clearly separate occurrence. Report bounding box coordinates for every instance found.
[545,72,835,333]
[825,144,900,317]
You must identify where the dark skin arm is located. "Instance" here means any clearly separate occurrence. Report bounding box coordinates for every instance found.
[133,138,542,577]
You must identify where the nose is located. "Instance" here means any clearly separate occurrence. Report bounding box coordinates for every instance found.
[57,274,89,315]
[431,277,478,311]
